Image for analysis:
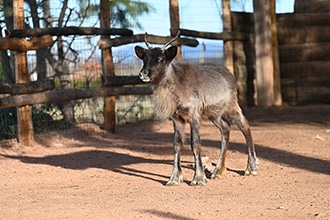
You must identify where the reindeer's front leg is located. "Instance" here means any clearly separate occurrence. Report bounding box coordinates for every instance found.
[190,118,207,186]
[166,117,185,186]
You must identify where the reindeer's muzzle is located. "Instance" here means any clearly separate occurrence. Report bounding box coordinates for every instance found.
[139,70,151,83]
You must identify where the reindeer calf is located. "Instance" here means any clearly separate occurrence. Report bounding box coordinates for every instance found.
[135,33,259,186]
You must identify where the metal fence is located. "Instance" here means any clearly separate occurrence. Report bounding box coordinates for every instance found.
[0,1,228,145]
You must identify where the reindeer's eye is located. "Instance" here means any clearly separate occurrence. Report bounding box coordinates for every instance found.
[158,57,164,62]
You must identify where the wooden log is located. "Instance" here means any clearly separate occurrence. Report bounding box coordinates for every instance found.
[100,0,116,133]
[5,27,133,38]
[102,76,144,86]
[0,35,53,51]
[277,13,330,27]
[235,64,248,81]
[233,41,246,64]
[172,28,247,41]
[0,80,55,94]
[253,0,275,106]
[0,86,153,109]
[14,0,34,146]
[170,0,182,60]
[232,13,330,44]
[231,12,254,33]
[279,42,330,62]
[280,61,330,78]
[281,77,330,104]
[98,34,198,48]
[222,0,234,73]
[233,40,255,107]
[294,0,330,13]
[271,0,282,106]
[278,26,330,44]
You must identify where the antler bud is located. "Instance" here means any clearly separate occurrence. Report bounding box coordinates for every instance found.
[144,32,152,49]
[161,31,180,51]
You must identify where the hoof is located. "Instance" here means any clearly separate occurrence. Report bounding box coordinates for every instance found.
[210,168,226,179]
[244,169,258,176]
[190,176,207,186]
[210,173,225,180]
[166,173,183,186]
[245,157,259,176]
[166,180,181,186]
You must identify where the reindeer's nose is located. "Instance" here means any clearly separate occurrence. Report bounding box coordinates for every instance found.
[139,70,151,83]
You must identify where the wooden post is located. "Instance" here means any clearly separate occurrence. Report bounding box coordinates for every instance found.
[100,0,116,133]
[222,0,234,73]
[14,0,34,146]
[169,0,182,60]
[253,0,275,106]
[270,0,282,106]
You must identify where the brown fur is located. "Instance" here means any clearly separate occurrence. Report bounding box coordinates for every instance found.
[135,45,258,186]
[152,61,236,122]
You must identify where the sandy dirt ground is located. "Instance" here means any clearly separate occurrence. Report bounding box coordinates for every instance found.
[0,105,330,220]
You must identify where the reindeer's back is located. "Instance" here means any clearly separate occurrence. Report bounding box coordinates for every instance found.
[195,63,236,92]
[170,62,237,105]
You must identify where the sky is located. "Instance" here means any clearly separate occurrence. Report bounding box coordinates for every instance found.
[61,0,296,63]
[133,0,295,36]
[116,0,295,63]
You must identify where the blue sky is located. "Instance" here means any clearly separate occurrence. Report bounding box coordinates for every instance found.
[123,0,295,62]
[133,0,295,36]
[62,0,296,63]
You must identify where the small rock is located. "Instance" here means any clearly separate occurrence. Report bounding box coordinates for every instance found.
[315,210,330,218]
[314,135,325,141]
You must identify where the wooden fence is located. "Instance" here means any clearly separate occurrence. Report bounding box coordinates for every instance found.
[2,3,330,146]
[232,11,330,105]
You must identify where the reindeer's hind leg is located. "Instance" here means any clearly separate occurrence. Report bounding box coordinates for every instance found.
[166,117,185,186]
[233,111,259,176]
[211,118,230,179]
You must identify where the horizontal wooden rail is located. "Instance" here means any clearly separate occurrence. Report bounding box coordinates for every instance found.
[0,35,53,51]
[98,34,199,48]
[173,28,248,41]
[0,86,152,109]
[0,80,55,94]
[5,27,133,38]
[102,76,145,86]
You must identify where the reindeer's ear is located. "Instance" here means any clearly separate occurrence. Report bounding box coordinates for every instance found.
[165,46,177,61]
[135,46,146,59]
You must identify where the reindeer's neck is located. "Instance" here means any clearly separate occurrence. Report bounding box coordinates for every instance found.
[152,64,179,119]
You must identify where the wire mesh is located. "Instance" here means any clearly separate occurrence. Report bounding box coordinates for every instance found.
[1,0,313,146]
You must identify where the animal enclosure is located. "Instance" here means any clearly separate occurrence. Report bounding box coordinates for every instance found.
[0,0,329,147]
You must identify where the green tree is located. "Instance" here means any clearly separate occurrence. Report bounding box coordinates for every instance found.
[0,0,154,123]
[79,0,154,29]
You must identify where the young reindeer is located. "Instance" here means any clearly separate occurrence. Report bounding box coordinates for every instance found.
[135,32,259,186]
